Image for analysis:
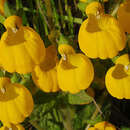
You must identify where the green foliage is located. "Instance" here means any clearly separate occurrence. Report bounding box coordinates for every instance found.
[68,90,93,105]
[121,127,130,130]
[0,15,5,23]
[4,1,12,17]
[0,0,130,129]
[29,91,64,129]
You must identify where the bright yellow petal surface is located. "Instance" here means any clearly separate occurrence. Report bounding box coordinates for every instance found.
[4,15,22,29]
[88,128,95,130]
[32,45,59,93]
[80,0,108,2]
[57,53,94,93]
[0,124,25,130]
[115,54,129,65]
[88,121,116,130]
[32,66,59,92]
[0,0,6,16]
[105,54,130,99]
[0,77,34,124]
[85,1,104,15]
[117,0,130,33]
[78,14,126,59]
[95,121,116,130]
[0,26,45,74]
[58,44,75,56]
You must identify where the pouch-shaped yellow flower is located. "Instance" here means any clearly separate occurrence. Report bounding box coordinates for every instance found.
[0,0,6,16]
[32,45,59,92]
[105,54,130,99]
[80,0,108,3]
[0,77,34,125]
[117,0,130,33]
[0,124,25,130]
[78,2,126,59]
[88,121,116,130]
[0,16,45,74]
[57,44,94,94]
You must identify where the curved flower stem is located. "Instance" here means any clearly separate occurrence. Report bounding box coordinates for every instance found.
[85,91,108,129]
[85,124,91,130]
[92,97,103,116]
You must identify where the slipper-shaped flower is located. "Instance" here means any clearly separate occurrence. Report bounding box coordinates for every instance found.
[32,45,59,92]
[117,0,130,33]
[57,44,94,94]
[0,15,45,74]
[0,77,34,125]
[78,2,126,59]
[105,54,130,99]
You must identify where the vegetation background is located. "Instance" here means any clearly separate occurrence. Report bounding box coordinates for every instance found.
[0,0,130,130]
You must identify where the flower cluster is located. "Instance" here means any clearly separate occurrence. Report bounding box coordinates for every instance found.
[78,1,130,100]
[0,0,130,129]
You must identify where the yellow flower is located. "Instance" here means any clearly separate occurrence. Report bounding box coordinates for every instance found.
[88,121,116,130]
[0,0,6,16]
[79,0,87,2]
[0,124,25,130]
[78,1,126,59]
[117,0,130,33]
[32,45,60,93]
[0,77,34,125]
[57,44,94,94]
[105,54,130,99]
[80,0,108,2]
[0,15,46,74]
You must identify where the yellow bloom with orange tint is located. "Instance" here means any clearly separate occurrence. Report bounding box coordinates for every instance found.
[0,77,34,125]
[88,121,116,130]
[105,54,130,99]
[0,0,6,16]
[0,15,45,74]
[117,0,130,33]
[0,124,25,130]
[57,44,94,94]
[32,45,59,93]
[78,2,126,59]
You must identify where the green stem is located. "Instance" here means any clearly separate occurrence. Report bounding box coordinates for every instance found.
[44,0,54,29]
[92,98,103,116]
[73,0,77,10]
[36,0,50,35]
[58,0,66,29]
[29,120,44,130]
[61,16,83,24]
[16,0,22,10]
[50,0,60,30]
[59,107,73,130]
[85,91,108,129]
[64,0,74,35]
[111,0,122,16]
